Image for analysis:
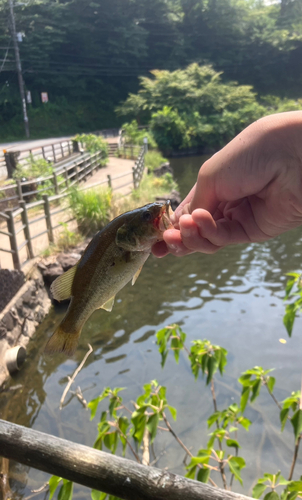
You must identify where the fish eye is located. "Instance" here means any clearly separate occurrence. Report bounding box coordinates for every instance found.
[142,211,152,221]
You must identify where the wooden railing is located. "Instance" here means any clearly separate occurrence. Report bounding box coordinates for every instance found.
[0,146,145,270]
[0,150,104,208]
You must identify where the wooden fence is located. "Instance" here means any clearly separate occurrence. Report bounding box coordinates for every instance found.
[0,146,145,270]
[0,150,103,209]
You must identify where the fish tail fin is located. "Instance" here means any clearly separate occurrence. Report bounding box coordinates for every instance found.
[45,325,81,357]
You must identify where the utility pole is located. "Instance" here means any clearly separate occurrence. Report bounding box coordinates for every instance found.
[8,0,29,138]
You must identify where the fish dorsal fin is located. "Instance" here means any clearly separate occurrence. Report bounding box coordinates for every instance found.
[100,296,115,312]
[132,266,143,285]
[50,264,78,301]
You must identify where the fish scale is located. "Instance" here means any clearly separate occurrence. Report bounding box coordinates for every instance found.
[45,201,172,357]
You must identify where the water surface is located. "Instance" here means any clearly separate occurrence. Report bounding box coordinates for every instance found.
[1,155,302,498]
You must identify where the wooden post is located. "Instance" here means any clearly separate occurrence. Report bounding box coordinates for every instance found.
[131,145,133,159]
[0,420,252,500]
[60,142,64,158]
[20,201,34,259]
[6,209,21,270]
[107,174,112,189]
[42,146,46,160]
[53,171,59,195]
[64,167,69,189]
[16,179,23,201]
[123,144,126,158]
[52,144,56,163]
[43,195,54,243]
[68,141,71,155]
[132,166,137,190]
[75,164,79,182]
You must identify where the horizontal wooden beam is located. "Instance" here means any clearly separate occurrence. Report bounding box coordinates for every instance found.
[0,419,253,500]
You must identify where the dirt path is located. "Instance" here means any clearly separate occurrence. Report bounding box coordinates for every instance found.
[0,156,134,270]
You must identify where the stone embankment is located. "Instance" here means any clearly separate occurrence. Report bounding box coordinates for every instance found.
[0,265,51,387]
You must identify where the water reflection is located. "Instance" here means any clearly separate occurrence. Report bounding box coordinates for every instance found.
[1,155,302,498]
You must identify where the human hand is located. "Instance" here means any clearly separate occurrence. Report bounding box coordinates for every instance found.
[152,111,302,257]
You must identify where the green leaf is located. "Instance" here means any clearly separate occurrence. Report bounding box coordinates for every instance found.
[207,411,220,428]
[287,481,302,492]
[280,408,290,432]
[147,413,159,444]
[252,483,267,499]
[267,377,276,393]
[91,491,107,500]
[167,405,177,421]
[238,373,252,386]
[228,456,245,486]
[185,465,197,479]
[240,385,250,412]
[49,476,62,500]
[290,409,302,441]
[263,492,280,500]
[251,378,262,402]
[58,480,74,500]
[197,468,210,483]
[206,356,217,385]
[88,397,102,420]
[226,439,240,449]
[283,304,296,337]
[238,417,251,431]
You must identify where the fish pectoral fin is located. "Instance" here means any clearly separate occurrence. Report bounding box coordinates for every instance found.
[132,265,143,285]
[100,296,115,312]
[50,264,78,301]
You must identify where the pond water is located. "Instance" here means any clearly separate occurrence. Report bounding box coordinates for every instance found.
[1,155,302,499]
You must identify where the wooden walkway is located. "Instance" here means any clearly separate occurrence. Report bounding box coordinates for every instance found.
[0,156,134,270]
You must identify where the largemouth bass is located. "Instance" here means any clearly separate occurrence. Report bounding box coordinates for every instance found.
[45,201,172,356]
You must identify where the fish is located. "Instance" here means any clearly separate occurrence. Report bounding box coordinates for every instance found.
[45,201,173,356]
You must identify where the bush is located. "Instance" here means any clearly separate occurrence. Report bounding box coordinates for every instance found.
[144,150,168,172]
[73,134,109,161]
[122,120,157,149]
[150,107,190,151]
[69,187,112,235]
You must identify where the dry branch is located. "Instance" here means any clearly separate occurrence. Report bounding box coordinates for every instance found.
[0,419,254,500]
[60,344,93,409]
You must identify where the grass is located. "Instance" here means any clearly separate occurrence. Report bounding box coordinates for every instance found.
[68,172,177,234]
[144,150,168,172]
[69,187,113,235]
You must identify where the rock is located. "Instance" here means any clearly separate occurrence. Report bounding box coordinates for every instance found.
[2,312,16,332]
[0,269,25,313]
[42,263,64,286]
[152,162,174,177]
[156,190,181,212]
[57,252,81,271]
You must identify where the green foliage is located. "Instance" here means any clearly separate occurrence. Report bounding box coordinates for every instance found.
[122,121,157,149]
[283,273,302,336]
[48,477,73,500]
[252,471,302,500]
[13,155,53,180]
[69,187,112,235]
[144,150,168,172]
[56,222,83,251]
[190,340,228,384]
[2,0,302,140]
[238,366,275,412]
[74,134,109,159]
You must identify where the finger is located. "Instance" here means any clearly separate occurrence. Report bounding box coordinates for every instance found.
[151,240,169,258]
[163,229,195,257]
[191,209,250,246]
[178,215,221,254]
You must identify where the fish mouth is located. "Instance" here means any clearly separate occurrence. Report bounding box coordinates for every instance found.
[158,201,174,232]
